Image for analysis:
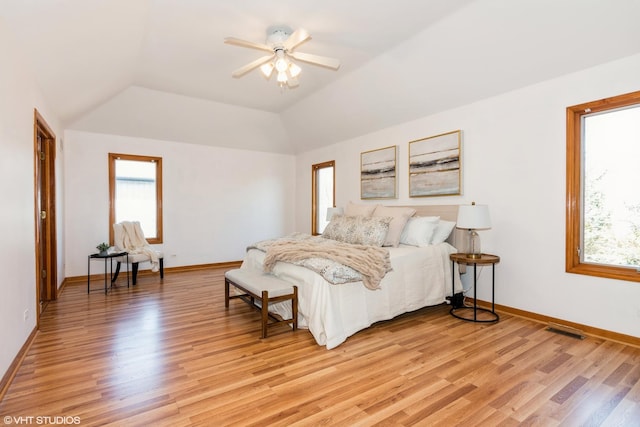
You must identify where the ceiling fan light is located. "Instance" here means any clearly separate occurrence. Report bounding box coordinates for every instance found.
[277,71,288,83]
[287,76,299,88]
[260,62,274,78]
[288,62,302,78]
[275,57,288,73]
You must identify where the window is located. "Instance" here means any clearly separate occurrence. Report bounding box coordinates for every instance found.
[109,153,163,244]
[566,90,640,282]
[311,160,335,235]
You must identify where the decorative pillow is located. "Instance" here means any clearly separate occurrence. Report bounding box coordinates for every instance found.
[373,206,416,247]
[430,220,457,244]
[400,216,440,247]
[322,215,391,246]
[345,201,377,217]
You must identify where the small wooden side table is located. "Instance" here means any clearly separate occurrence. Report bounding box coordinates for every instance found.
[450,253,500,323]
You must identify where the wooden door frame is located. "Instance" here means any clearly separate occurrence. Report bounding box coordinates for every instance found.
[34,109,57,324]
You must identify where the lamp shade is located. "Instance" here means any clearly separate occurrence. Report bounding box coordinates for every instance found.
[456,203,491,229]
[260,62,274,78]
[326,207,344,221]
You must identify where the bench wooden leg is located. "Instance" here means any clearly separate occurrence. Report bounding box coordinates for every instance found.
[261,290,269,339]
[224,278,230,308]
[292,286,298,331]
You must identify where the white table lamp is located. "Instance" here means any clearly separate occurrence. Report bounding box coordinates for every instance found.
[456,202,491,258]
[326,206,344,221]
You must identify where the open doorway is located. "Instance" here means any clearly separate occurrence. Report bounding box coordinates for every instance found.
[34,109,57,323]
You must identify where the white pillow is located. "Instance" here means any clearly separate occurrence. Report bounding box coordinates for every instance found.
[431,220,456,244]
[400,216,440,247]
[345,201,377,217]
[373,206,416,247]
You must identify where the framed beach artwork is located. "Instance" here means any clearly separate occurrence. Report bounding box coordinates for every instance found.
[409,130,461,197]
[361,145,397,199]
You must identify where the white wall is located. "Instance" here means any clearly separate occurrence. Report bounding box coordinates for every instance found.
[294,53,640,339]
[63,131,296,277]
[0,19,63,382]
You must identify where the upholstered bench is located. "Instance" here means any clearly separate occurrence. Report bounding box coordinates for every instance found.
[224,269,298,338]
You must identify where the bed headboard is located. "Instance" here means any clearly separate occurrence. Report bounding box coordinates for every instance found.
[399,205,463,252]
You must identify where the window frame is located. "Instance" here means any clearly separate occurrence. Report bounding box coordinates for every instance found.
[566,90,640,283]
[109,153,163,245]
[311,160,335,235]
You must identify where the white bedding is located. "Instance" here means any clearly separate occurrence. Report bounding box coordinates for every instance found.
[241,242,463,349]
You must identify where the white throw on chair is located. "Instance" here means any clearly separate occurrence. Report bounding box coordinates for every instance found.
[112,221,164,286]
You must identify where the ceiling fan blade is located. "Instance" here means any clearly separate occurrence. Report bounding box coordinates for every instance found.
[284,28,311,51]
[224,37,273,53]
[289,51,341,70]
[231,54,274,78]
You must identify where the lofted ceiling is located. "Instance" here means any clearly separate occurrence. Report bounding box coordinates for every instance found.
[2,0,640,153]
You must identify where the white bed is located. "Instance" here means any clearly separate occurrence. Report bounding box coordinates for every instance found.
[239,205,464,349]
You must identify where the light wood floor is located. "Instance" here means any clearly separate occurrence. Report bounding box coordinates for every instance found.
[1,268,639,426]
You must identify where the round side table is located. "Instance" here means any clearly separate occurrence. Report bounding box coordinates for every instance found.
[450,253,500,323]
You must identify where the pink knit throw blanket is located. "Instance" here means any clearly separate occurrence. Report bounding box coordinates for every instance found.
[263,237,391,290]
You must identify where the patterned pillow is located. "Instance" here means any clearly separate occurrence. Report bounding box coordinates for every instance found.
[322,215,391,246]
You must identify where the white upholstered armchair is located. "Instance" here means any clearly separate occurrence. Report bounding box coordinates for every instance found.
[112,221,164,285]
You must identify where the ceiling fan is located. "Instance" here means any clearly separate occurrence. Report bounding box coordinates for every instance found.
[224,26,341,88]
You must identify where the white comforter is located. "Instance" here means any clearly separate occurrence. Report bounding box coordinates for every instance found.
[241,242,463,349]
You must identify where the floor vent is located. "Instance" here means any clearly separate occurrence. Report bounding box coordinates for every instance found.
[546,322,585,339]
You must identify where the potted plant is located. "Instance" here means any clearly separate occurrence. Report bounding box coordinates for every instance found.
[96,242,110,256]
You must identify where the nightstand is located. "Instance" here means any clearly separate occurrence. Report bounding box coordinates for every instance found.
[450,253,500,323]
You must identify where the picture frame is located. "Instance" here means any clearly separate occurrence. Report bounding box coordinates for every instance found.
[361,145,397,199]
[409,130,461,197]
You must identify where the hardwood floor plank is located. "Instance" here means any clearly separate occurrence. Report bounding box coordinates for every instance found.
[441,403,505,427]
[401,383,477,424]
[604,362,634,387]
[1,268,639,426]
[568,384,631,426]
[550,375,589,404]
[603,397,640,426]
[348,378,453,426]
